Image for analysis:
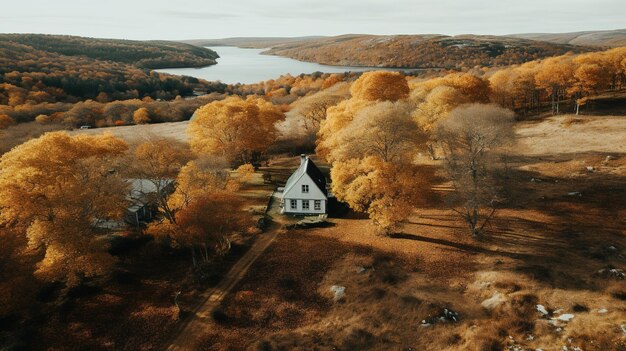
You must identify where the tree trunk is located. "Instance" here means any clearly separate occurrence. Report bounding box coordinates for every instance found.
[426,143,438,160]
[551,88,556,114]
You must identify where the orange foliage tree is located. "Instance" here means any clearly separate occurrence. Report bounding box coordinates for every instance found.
[350,71,410,102]
[146,156,251,267]
[331,157,425,233]
[0,132,128,286]
[133,107,151,124]
[164,193,246,267]
[188,96,285,165]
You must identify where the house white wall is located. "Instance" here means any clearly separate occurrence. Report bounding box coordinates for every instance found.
[282,173,326,214]
[284,198,326,214]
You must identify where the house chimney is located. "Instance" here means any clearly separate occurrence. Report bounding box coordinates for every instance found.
[300,154,307,166]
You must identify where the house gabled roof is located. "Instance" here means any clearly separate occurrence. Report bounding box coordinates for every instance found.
[283,156,327,197]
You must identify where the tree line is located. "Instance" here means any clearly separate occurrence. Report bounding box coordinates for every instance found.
[0,40,224,106]
[0,34,219,69]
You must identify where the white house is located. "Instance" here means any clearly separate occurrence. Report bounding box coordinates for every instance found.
[281,155,328,215]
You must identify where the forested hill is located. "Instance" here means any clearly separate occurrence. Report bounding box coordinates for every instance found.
[0,34,219,69]
[182,36,324,49]
[261,34,596,69]
[0,38,229,127]
[510,28,626,48]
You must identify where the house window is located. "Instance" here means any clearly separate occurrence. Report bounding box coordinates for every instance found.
[290,199,297,210]
[314,200,321,211]
[302,184,309,193]
[302,200,310,210]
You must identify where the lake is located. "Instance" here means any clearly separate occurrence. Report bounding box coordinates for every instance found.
[157,46,414,85]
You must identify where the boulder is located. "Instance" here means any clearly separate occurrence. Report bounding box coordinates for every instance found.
[481,292,506,310]
[330,285,345,302]
[555,313,574,322]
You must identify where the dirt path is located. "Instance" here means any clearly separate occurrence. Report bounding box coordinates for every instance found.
[165,223,280,351]
[165,188,289,351]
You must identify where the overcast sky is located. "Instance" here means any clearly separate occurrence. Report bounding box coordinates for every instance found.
[1,0,623,40]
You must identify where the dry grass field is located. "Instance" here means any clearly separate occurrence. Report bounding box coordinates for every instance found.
[71,120,190,143]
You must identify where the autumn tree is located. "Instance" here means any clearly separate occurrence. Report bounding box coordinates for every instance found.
[411,73,491,129]
[410,72,492,159]
[535,56,575,114]
[350,71,410,102]
[568,54,612,114]
[317,100,358,159]
[328,101,422,163]
[331,157,425,234]
[235,163,256,183]
[0,114,15,129]
[436,104,515,237]
[413,85,469,132]
[188,96,285,165]
[319,72,425,233]
[146,156,251,267]
[303,97,340,131]
[133,107,151,124]
[166,156,234,212]
[0,132,128,286]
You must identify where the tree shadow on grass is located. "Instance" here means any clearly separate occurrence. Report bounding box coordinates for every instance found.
[389,232,538,260]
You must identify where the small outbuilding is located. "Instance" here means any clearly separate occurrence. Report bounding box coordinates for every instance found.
[281,155,328,215]
[125,178,174,227]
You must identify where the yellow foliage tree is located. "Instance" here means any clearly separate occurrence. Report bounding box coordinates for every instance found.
[163,193,248,267]
[569,61,611,114]
[146,157,250,267]
[411,72,491,130]
[331,156,424,234]
[316,98,372,160]
[188,96,285,165]
[167,157,232,212]
[325,101,422,163]
[413,85,469,132]
[0,132,128,286]
[350,71,410,102]
[133,107,151,124]
[318,74,424,233]
[235,163,256,183]
[535,56,575,114]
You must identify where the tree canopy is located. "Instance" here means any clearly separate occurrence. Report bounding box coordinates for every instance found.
[188,96,285,165]
[0,132,128,285]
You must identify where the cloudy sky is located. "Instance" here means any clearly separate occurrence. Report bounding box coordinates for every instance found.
[1,0,623,40]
